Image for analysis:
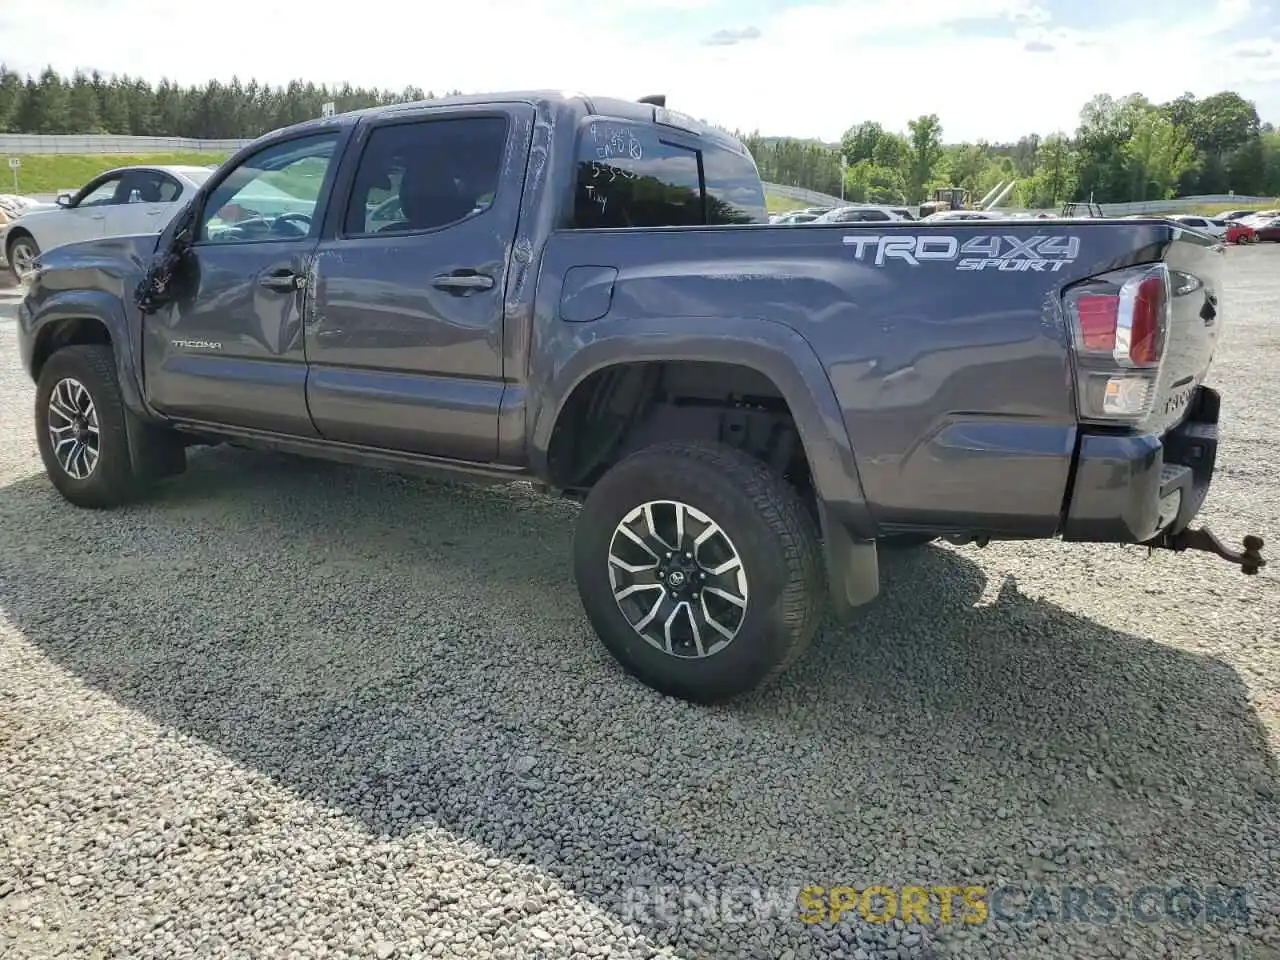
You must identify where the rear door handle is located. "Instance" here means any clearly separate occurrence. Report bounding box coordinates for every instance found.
[259,269,305,292]
[432,273,494,292]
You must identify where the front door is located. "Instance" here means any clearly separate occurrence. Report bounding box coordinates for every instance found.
[43,173,122,250]
[305,107,530,462]
[141,131,344,435]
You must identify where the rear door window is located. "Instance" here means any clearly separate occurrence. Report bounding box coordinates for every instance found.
[344,115,508,236]
[573,120,765,228]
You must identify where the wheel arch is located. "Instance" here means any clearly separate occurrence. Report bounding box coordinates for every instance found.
[25,292,144,413]
[528,315,878,541]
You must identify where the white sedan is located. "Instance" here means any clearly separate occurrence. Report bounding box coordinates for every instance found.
[1166,214,1227,239]
[2,164,214,282]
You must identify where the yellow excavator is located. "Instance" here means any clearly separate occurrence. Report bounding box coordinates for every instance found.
[918,188,971,219]
[917,181,1019,218]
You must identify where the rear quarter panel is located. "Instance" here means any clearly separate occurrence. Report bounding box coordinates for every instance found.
[534,219,1187,538]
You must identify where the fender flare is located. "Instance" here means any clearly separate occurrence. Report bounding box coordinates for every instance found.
[25,291,182,480]
[26,290,145,411]
[527,314,878,541]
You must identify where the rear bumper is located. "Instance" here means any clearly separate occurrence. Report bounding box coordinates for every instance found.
[1062,385,1220,544]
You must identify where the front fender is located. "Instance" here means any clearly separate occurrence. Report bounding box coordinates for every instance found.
[528,313,879,540]
[21,288,144,413]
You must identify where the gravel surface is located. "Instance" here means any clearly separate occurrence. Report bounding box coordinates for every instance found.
[1,249,1278,960]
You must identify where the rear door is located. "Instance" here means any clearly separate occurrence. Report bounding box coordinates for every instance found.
[141,131,344,434]
[113,169,186,237]
[304,104,531,462]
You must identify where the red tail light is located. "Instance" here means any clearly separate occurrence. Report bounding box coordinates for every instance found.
[1064,264,1171,423]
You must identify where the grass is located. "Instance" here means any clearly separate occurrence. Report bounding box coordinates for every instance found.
[6,153,231,195]
[765,193,813,214]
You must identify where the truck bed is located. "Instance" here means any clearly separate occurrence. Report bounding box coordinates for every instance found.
[535,218,1223,538]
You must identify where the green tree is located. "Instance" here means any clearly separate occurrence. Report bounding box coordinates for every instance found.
[0,65,23,132]
[905,113,943,202]
[67,71,102,134]
[1125,112,1196,199]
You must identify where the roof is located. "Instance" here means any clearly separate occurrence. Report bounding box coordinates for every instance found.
[264,90,751,155]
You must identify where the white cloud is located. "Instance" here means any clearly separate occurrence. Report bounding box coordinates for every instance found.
[1,0,1276,143]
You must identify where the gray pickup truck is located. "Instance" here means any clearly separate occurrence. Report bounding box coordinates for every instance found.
[15,90,1266,703]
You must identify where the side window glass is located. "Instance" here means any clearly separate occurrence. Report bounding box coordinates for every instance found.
[863,210,890,221]
[156,177,182,202]
[344,116,508,236]
[199,133,339,243]
[700,143,767,224]
[574,124,702,228]
[77,177,123,207]
[122,172,168,204]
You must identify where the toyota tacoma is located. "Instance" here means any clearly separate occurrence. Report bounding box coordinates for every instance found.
[14,90,1267,703]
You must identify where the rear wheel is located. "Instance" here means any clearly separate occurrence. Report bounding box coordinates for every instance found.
[34,345,147,508]
[573,440,825,704]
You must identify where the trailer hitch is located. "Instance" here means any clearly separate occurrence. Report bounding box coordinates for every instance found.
[1147,527,1267,575]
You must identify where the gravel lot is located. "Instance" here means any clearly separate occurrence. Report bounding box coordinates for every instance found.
[1,250,1278,960]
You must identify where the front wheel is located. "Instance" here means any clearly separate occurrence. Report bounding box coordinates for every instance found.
[573,440,825,704]
[7,233,39,284]
[34,345,146,508]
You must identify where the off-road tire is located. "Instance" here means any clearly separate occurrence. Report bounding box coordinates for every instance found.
[34,345,146,508]
[573,439,825,704]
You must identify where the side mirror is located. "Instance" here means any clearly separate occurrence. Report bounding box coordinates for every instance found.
[56,192,74,207]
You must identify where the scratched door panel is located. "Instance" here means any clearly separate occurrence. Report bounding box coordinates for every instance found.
[142,131,343,434]
[306,105,532,462]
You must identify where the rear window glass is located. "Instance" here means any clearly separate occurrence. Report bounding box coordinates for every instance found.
[572,119,765,228]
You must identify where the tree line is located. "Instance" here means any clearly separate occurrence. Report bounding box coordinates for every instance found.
[0,65,458,142]
[1,66,1276,206]
[736,91,1279,206]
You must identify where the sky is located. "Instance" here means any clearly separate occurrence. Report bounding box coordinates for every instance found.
[2,0,1279,143]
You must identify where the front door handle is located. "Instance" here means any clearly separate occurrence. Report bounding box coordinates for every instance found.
[432,273,494,292]
[259,270,305,292]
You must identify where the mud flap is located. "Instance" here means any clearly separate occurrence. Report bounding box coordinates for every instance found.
[124,405,186,481]
[818,501,880,619]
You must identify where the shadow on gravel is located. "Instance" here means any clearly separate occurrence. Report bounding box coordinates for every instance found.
[1,446,1275,957]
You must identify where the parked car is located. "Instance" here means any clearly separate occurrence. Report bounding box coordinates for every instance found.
[771,209,824,224]
[922,209,1005,221]
[2,165,216,283]
[1223,220,1257,244]
[812,204,910,223]
[1240,210,1280,241]
[1218,210,1257,222]
[1168,215,1227,239]
[14,89,1266,704]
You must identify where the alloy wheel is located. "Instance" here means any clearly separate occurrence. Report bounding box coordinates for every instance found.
[47,377,101,480]
[607,500,750,659]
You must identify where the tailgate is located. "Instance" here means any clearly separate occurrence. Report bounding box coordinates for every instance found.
[1147,229,1223,435]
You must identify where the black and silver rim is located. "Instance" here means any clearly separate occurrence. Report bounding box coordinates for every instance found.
[47,378,100,480]
[607,500,749,659]
[10,241,36,279]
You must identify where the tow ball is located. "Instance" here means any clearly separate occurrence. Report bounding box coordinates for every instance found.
[1146,527,1267,575]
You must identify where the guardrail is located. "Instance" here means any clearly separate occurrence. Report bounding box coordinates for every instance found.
[761,182,845,207]
[0,134,254,154]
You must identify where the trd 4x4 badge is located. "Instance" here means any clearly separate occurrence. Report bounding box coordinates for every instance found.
[843,234,1081,271]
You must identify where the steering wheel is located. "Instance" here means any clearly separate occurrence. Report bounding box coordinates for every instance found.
[271,212,312,236]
